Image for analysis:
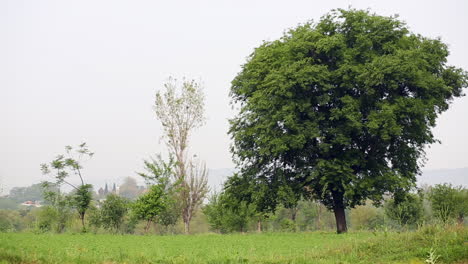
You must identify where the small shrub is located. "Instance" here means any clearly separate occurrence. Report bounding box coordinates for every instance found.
[280,219,297,232]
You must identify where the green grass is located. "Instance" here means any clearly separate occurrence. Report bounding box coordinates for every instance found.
[0,226,466,263]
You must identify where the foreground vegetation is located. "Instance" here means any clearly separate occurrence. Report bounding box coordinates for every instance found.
[0,225,466,264]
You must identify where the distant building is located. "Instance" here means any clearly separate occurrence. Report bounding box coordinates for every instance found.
[96,183,118,198]
[20,200,42,207]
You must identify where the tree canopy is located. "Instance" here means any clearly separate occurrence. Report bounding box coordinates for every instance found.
[229,9,467,233]
[98,194,129,232]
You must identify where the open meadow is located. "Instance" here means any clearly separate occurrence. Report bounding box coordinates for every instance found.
[0,225,466,264]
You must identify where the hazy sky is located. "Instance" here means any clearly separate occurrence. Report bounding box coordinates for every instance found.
[1,0,467,194]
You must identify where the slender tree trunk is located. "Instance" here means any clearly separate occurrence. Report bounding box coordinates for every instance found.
[145,220,151,233]
[257,219,262,233]
[184,220,190,234]
[80,212,85,231]
[291,207,297,222]
[332,191,347,234]
[457,215,464,225]
[153,221,159,234]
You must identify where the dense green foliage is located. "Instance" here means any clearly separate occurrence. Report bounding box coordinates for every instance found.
[203,192,256,233]
[0,226,466,263]
[73,184,93,226]
[137,156,181,230]
[385,193,424,226]
[229,8,467,233]
[132,185,169,232]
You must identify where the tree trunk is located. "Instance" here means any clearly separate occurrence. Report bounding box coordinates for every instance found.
[257,219,262,233]
[291,207,297,222]
[145,220,151,233]
[80,212,85,231]
[184,220,190,234]
[332,191,348,234]
[457,215,464,225]
[153,221,159,234]
[333,206,347,234]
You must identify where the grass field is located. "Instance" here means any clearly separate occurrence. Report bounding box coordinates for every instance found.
[0,225,466,263]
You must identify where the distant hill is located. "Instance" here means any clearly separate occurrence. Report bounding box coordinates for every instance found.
[3,167,464,199]
[418,167,468,187]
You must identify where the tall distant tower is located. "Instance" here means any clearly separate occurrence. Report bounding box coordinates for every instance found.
[112,183,116,194]
[104,183,109,195]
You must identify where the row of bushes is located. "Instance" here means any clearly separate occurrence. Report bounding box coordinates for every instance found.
[0,183,465,234]
[202,183,467,233]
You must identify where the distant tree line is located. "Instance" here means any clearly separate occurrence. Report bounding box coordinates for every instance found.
[0,181,466,233]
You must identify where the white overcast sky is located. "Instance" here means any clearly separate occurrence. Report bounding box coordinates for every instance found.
[1,0,467,194]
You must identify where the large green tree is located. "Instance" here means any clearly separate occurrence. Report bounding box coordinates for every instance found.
[229,9,466,233]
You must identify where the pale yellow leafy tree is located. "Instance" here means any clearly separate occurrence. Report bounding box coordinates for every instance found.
[154,77,209,234]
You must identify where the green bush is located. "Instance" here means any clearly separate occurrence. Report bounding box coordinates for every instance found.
[280,219,296,232]
[0,210,22,232]
[36,206,57,232]
[350,203,384,230]
[428,184,467,224]
[385,193,423,227]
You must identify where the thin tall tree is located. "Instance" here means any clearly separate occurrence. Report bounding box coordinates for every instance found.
[154,77,209,234]
[40,143,94,231]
